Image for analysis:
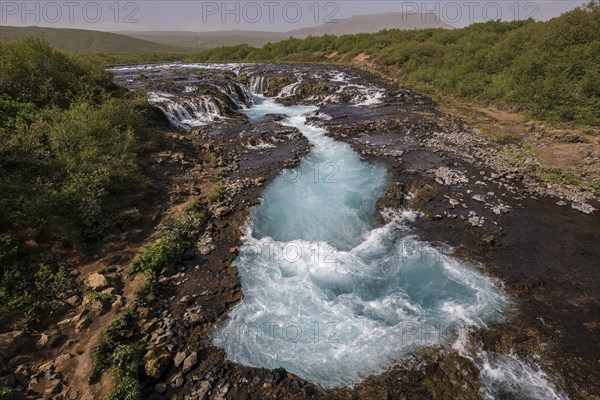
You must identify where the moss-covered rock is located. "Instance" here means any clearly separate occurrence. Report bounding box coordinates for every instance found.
[264,75,295,97]
[143,351,171,380]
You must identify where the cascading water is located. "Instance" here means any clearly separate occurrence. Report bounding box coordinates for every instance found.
[149,92,222,129]
[249,75,267,95]
[478,351,567,400]
[214,95,509,388]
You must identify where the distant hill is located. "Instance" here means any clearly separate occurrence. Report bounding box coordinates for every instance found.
[1,12,452,53]
[118,12,452,49]
[119,30,287,50]
[0,26,186,53]
[288,12,452,37]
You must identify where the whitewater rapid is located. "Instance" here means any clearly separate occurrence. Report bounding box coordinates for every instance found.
[214,96,509,388]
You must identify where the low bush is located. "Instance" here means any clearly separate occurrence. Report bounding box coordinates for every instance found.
[89,308,140,381]
[131,202,206,274]
[0,234,76,326]
[106,375,141,400]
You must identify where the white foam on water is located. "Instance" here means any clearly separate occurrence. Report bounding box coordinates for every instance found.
[478,351,568,400]
[108,62,252,73]
[246,141,276,150]
[148,91,222,128]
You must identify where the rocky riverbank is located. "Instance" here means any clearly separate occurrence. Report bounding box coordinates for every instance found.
[1,63,598,400]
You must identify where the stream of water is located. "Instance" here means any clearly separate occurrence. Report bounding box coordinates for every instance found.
[214,96,509,388]
[108,63,570,397]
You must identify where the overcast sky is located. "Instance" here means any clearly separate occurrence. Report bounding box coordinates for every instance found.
[0,1,586,32]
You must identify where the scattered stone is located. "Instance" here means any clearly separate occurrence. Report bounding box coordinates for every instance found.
[170,372,185,388]
[571,202,596,214]
[472,194,485,202]
[37,333,49,347]
[492,205,511,215]
[198,236,215,255]
[155,382,167,394]
[431,167,468,185]
[65,295,80,307]
[174,351,187,368]
[228,266,239,276]
[213,206,231,218]
[468,216,484,227]
[101,287,116,296]
[197,381,211,399]
[182,351,198,374]
[86,272,109,291]
[563,134,583,143]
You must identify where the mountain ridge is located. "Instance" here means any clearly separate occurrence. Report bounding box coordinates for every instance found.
[119,12,453,49]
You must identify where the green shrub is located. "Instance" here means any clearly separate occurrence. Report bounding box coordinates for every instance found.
[112,343,143,377]
[131,202,206,274]
[207,185,224,203]
[0,387,12,400]
[0,38,156,244]
[143,351,171,379]
[0,37,114,108]
[0,234,76,327]
[86,291,115,304]
[134,273,158,308]
[89,308,139,381]
[106,375,141,400]
[131,238,180,274]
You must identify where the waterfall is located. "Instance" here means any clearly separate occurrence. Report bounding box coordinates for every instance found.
[277,81,302,98]
[147,80,253,129]
[249,76,267,95]
[148,91,222,129]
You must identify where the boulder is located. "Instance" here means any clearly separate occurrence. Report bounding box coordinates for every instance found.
[182,351,198,373]
[155,382,167,394]
[174,351,186,368]
[86,273,109,291]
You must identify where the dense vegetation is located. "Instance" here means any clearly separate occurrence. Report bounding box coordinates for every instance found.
[0,38,156,327]
[187,1,600,125]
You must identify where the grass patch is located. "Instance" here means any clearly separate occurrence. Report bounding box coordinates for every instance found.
[0,233,77,327]
[107,375,141,400]
[90,308,140,381]
[133,273,158,308]
[86,291,115,304]
[90,200,208,397]
[131,200,206,274]
[589,179,600,194]
[209,152,219,167]
[88,308,144,399]
[207,185,225,204]
[0,387,12,400]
